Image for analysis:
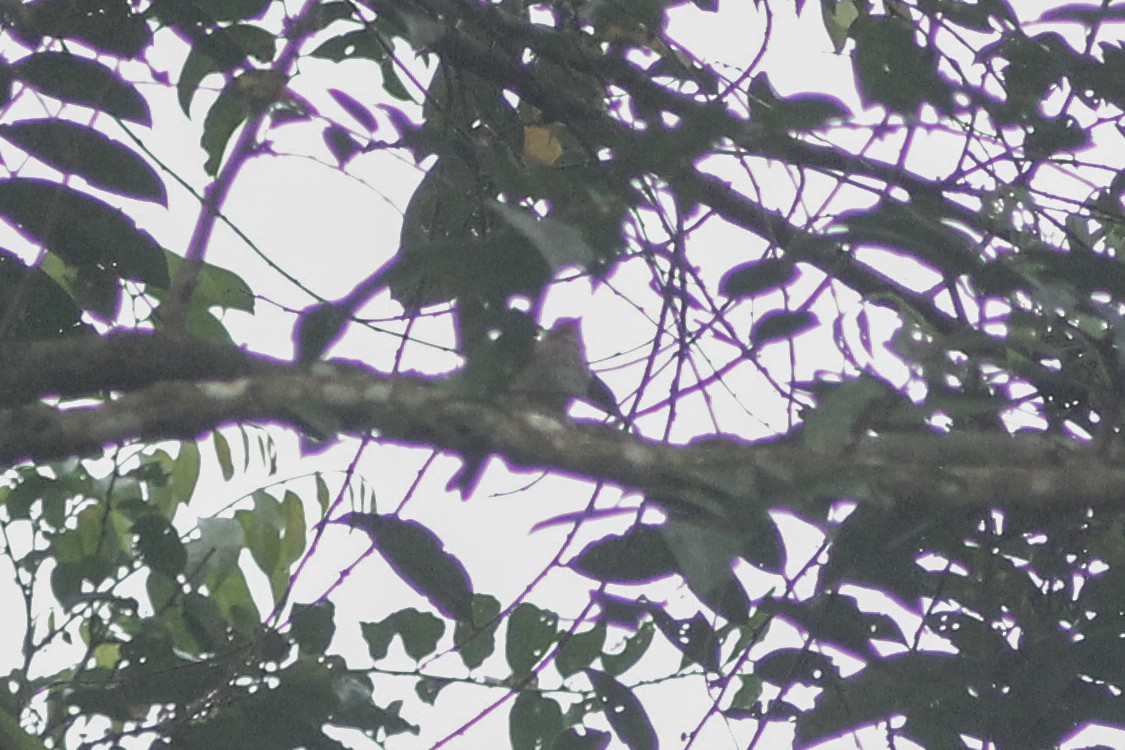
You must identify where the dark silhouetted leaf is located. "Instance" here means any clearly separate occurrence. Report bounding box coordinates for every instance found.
[177,24,276,115]
[749,309,817,346]
[328,87,378,130]
[651,609,720,672]
[12,52,150,124]
[510,692,564,750]
[454,594,501,669]
[25,0,150,58]
[323,123,362,166]
[361,609,445,661]
[0,178,168,287]
[551,728,612,750]
[201,83,249,176]
[132,512,187,579]
[557,622,607,677]
[720,258,797,299]
[0,119,165,203]
[290,601,336,656]
[569,526,678,583]
[584,669,657,750]
[506,602,559,676]
[335,512,474,622]
[0,249,89,339]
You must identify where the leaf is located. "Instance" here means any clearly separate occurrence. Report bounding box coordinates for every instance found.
[177,24,276,115]
[584,669,657,750]
[511,692,564,750]
[335,512,475,622]
[0,119,166,203]
[290,601,336,656]
[750,309,817,346]
[557,622,607,677]
[601,620,655,676]
[0,178,169,287]
[132,512,186,579]
[361,609,445,661]
[720,258,797,299]
[328,88,378,131]
[323,123,362,166]
[506,602,559,676]
[491,201,596,271]
[569,526,679,584]
[799,376,889,455]
[0,249,88,340]
[650,609,720,672]
[201,83,249,176]
[454,594,501,669]
[211,431,235,481]
[550,728,612,750]
[11,52,150,124]
[25,0,150,58]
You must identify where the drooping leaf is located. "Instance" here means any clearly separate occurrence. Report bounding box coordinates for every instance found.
[584,669,657,750]
[335,512,475,622]
[0,249,89,340]
[0,119,166,203]
[510,692,564,750]
[200,83,249,176]
[323,123,362,166]
[0,178,169,287]
[328,87,378,131]
[11,52,150,124]
[506,602,559,676]
[23,0,150,58]
[454,593,502,669]
[177,24,276,115]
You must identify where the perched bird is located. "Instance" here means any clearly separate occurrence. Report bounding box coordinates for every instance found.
[447,317,627,497]
[508,318,592,413]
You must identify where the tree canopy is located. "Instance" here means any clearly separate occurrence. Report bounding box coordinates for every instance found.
[2,0,1125,748]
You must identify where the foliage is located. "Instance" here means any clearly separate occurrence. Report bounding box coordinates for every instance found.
[0,0,1124,749]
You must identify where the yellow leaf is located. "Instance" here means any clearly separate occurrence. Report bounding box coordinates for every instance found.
[523,124,564,166]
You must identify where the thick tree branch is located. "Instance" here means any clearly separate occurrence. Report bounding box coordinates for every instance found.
[1,336,1120,513]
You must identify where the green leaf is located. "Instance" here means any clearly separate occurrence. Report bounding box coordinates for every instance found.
[506,602,559,676]
[799,376,888,455]
[557,622,607,677]
[26,0,150,58]
[0,250,88,340]
[11,52,150,124]
[0,178,169,287]
[651,609,720,672]
[201,83,250,176]
[750,309,817,346]
[601,620,655,676]
[569,526,678,583]
[133,512,187,579]
[584,669,657,750]
[0,119,165,203]
[455,594,501,670]
[290,601,336,656]
[334,512,475,622]
[510,692,564,750]
[720,258,797,299]
[212,431,235,481]
[177,24,276,115]
[550,728,611,750]
[328,87,377,131]
[490,201,596,271]
[361,609,445,661]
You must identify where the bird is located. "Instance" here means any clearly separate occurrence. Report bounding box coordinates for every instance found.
[447,317,629,497]
[507,318,593,413]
